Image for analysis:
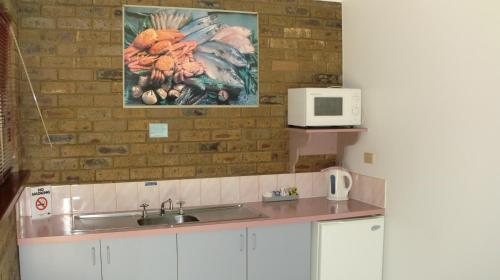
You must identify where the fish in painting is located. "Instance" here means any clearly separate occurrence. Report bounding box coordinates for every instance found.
[196,41,248,67]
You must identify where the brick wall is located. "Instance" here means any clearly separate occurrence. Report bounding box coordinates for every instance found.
[0,211,19,280]
[18,0,341,185]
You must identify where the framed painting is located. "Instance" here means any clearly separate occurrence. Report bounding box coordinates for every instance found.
[123,5,259,107]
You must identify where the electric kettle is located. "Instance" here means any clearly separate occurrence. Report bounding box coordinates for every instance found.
[321,166,353,201]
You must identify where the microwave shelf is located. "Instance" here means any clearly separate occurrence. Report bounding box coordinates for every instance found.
[287,127,367,134]
[287,127,367,172]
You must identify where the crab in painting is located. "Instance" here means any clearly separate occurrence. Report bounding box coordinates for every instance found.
[173,58,206,83]
[150,42,204,83]
[124,28,185,64]
[127,52,158,74]
[151,55,175,83]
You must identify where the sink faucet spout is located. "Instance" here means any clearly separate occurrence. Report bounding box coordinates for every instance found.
[160,199,173,216]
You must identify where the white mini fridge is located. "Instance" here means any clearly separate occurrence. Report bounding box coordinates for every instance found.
[311,216,384,280]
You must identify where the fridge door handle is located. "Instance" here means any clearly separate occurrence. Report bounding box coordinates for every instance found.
[106,245,111,265]
[91,247,96,266]
[371,225,382,231]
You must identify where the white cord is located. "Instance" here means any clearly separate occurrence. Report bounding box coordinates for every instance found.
[9,26,53,148]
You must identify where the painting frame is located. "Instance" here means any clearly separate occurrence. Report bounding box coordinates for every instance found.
[122,5,260,108]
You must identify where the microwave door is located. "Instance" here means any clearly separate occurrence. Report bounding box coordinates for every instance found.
[307,95,346,126]
[315,97,343,116]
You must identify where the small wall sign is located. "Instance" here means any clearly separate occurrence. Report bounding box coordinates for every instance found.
[149,123,168,138]
[30,186,52,219]
[144,181,158,187]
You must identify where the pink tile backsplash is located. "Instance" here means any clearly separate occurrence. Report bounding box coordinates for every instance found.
[239,176,259,203]
[18,187,32,217]
[200,178,221,206]
[18,171,385,217]
[116,182,139,212]
[277,174,295,189]
[220,177,239,204]
[179,179,201,207]
[350,172,386,208]
[138,182,160,209]
[259,174,277,197]
[295,172,313,198]
[93,184,117,213]
[71,184,95,214]
[51,185,72,215]
[159,180,179,205]
[312,172,328,197]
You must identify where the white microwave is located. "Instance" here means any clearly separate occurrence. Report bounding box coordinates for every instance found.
[288,88,362,127]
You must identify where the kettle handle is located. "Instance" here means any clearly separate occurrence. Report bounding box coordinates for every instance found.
[344,172,353,192]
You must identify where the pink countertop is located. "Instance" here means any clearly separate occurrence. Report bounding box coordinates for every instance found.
[18,197,384,245]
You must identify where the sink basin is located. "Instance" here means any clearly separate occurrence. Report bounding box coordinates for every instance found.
[72,211,143,232]
[184,204,266,223]
[138,214,200,226]
[174,214,200,223]
[72,204,267,232]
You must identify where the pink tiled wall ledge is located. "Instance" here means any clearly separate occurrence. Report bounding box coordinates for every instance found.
[18,171,385,217]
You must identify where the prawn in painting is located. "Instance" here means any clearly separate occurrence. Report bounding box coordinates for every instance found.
[123,5,259,107]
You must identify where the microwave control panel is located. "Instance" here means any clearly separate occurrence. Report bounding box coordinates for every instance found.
[352,96,361,116]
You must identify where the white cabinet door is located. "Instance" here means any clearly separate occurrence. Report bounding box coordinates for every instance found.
[19,240,101,280]
[248,222,312,280]
[312,216,385,280]
[101,234,177,280]
[178,228,246,280]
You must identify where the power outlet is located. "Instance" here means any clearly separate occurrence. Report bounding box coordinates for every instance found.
[364,152,375,164]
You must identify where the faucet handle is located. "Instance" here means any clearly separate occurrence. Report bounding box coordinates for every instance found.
[140,203,149,218]
[177,200,186,215]
[176,200,185,207]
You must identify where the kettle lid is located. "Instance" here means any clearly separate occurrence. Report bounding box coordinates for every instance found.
[321,166,349,173]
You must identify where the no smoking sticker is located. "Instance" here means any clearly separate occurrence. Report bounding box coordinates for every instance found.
[30,186,52,219]
[35,197,48,211]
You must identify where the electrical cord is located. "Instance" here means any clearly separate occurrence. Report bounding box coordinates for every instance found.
[9,25,53,148]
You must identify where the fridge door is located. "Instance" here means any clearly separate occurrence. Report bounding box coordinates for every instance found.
[312,216,384,280]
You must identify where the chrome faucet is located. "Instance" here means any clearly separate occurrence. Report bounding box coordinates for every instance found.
[160,199,173,216]
[177,200,186,215]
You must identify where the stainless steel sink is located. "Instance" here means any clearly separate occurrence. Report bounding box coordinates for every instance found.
[182,204,266,224]
[72,211,143,232]
[72,204,267,232]
[138,214,200,226]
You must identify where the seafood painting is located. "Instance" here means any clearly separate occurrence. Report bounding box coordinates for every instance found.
[123,5,259,107]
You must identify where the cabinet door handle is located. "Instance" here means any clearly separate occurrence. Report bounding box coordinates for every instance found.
[91,247,96,266]
[240,234,244,252]
[251,233,257,250]
[106,245,111,265]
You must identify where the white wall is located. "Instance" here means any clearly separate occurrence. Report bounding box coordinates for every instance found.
[342,1,500,279]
